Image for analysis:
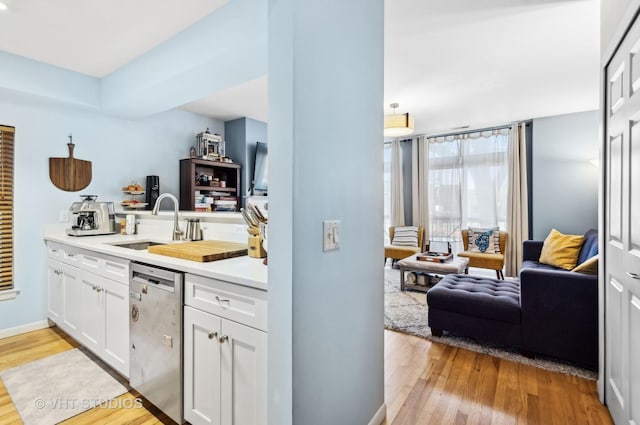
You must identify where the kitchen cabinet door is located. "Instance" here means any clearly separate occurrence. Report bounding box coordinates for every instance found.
[47,258,63,322]
[220,319,267,425]
[80,271,103,356]
[61,263,82,340]
[102,278,129,378]
[184,306,222,425]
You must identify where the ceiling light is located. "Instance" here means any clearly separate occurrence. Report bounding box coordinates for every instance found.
[384,103,415,138]
[0,2,8,11]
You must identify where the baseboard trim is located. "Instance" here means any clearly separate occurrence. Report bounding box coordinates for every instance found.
[368,403,386,425]
[0,320,50,340]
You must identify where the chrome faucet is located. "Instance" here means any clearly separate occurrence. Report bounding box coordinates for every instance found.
[151,193,183,241]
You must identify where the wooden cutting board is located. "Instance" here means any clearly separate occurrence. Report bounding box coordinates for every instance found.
[148,240,248,262]
[49,141,92,192]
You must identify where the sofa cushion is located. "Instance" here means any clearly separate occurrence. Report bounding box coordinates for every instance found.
[391,226,419,247]
[578,229,598,265]
[572,255,598,274]
[427,275,521,324]
[539,229,584,270]
[521,259,563,272]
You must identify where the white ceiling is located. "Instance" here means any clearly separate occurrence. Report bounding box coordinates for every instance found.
[0,0,228,77]
[384,0,600,135]
[0,0,599,134]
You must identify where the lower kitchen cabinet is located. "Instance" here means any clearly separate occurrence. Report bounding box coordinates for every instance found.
[101,277,129,376]
[80,272,129,377]
[61,262,82,341]
[184,305,267,425]
[81,271,103,354]
[46,242,130,378]
[46,258,64,323]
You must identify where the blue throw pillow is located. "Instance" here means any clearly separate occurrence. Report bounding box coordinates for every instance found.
[468,227,500,253]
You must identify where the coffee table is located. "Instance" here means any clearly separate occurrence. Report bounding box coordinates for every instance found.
[396,254,469,292]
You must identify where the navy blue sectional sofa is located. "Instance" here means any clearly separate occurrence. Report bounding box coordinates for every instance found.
[428,229,599,370]
[519,229,598,369]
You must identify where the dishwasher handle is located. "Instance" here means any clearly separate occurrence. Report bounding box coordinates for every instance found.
[131,271,176,293]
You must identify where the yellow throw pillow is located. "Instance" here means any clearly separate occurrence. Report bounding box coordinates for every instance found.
[572,255,598,274]
[539,229,585,270]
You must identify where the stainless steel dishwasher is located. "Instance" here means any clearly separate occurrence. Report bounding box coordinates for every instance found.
[129,262,183,424]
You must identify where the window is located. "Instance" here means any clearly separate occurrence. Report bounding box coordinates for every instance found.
[428,131,508,251]
[0,125,14,292]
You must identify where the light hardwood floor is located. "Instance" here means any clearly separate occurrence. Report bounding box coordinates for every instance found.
[384,330,613,425]
[0,326,613,425]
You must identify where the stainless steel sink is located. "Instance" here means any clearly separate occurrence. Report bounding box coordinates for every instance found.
[110,241,167,250]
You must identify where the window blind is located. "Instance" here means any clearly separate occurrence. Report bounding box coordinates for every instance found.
[0,126,14,291]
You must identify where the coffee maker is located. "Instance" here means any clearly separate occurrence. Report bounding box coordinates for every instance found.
[66,195,116,236]
[145,175,159,210]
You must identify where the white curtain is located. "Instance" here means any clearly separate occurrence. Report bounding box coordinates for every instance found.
[505,123,529,277]
[426,130,509,252]
[412,136,429,240]
[390,140,405,226]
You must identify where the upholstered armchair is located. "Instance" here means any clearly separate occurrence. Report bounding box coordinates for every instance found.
[384,226,424,264]
[457,229,507,279]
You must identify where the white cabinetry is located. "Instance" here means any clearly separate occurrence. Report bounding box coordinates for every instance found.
[81,271,103,354]
[61,262,83,341]
[101,277,129,374]
[46,258,63,322]
[46,242,130,377]
[79,273,129,376]
[47,244,82,340]
[184,274,267,425]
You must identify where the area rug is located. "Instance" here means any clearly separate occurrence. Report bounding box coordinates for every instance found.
[384,267,598,380]
[0,348,128,425]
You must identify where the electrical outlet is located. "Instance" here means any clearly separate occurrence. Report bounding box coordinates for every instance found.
[323,220,340,251]
[59,210,70,223]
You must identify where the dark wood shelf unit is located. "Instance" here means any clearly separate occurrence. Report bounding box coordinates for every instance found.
[193,186,237,192]
[179,158,241,211]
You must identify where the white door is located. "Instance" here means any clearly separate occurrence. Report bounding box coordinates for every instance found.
[220,319,267,425]
[80,271,103,355]
[102,278,129,378]
[184,306,222,425]
[47,259,63,322]
[61,263,82,340]
[605,12,640,424]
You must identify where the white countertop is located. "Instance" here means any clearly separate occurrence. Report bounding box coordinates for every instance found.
[43,226,268,291]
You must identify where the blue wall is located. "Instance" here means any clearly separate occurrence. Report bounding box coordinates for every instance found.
[224,117,267,205]
[0,93,222,331]
[532,110,599,239]
[268,0,384,423]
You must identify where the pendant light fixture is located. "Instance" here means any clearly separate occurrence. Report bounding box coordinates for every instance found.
[384,103,415,138]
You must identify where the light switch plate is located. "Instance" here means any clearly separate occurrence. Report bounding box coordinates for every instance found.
[323,220,340,251]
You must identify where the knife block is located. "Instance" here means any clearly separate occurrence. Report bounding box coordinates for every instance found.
[248,235,266,258]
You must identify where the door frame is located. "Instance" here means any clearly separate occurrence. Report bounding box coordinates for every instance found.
[599,0,640,402]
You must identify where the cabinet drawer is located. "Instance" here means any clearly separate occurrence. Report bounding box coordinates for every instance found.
[185,274,267,331]
[47,243,130,285]
[102,257,129,284]
[47,242,64,260]
[80,252,101,273]
[62,247,82,266]
[78,250,129,285]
